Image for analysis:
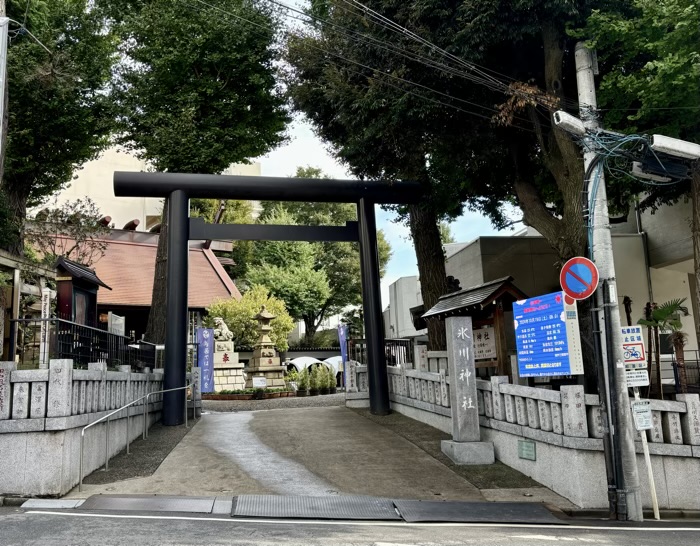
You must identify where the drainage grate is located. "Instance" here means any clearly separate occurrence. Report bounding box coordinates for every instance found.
[78,495,216,513]
[233,495,401,520]
[393,500,567,524]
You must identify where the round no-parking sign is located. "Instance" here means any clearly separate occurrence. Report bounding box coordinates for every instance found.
[560,257,599,301]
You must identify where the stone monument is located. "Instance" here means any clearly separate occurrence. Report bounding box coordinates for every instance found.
[211,317,245,392]
[244,306,286,389]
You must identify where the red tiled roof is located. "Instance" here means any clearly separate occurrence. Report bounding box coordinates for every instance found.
[92,239,241,308]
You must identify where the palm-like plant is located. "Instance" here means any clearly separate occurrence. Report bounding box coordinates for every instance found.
[638,299,691,396]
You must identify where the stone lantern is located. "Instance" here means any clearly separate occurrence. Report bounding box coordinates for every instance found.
[245,306,286,389]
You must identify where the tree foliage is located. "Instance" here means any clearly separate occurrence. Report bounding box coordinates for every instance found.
[1,0,118,255]
[582,0,700,213]
[112,0,289,342]
[285,1,616,349]
[205,285,294,351]
[253,166,391,345]
[26,198,109,266]
[246,205,331,322]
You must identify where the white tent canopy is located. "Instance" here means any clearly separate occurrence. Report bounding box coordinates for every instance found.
[288,356,325,372]
[323,356,343,374]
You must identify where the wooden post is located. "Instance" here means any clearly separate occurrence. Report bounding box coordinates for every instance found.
[493,301,510,379]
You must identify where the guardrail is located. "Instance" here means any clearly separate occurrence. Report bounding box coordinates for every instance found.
[79,383,193,491]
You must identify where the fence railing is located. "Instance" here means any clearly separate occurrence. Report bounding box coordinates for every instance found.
[10,318,156,370]
[475,377,700,450]
[346,338,414,367]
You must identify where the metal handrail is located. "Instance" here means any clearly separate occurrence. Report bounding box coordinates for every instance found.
[79,382,194,492]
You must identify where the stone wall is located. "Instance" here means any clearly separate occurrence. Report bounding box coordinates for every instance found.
[347,361,700,509]
[0,360,202,497]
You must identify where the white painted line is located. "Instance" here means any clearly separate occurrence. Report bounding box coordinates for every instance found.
[24,511,700,532]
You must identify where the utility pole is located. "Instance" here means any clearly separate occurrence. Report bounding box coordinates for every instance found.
[575,42,643,521]
[0,0,9,182]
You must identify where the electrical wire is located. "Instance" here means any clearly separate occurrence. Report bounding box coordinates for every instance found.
[186,0,535,128]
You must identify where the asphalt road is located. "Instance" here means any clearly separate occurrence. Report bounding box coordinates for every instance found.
[1,507,700,546]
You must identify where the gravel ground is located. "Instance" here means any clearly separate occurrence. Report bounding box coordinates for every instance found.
[82,422,191,485]
[81,393,536,492]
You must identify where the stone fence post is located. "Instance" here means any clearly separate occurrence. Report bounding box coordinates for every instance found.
[441,316,495,464]
[0,362,16,420]
[677,393,700,445]
[47,359,73,418]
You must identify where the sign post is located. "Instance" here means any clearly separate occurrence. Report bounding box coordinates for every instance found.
[621,326,659,520]
[39,288,51,369]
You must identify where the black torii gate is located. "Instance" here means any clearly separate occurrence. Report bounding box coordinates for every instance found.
[114,172,422,424]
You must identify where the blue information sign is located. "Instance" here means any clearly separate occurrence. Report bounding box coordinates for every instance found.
[196,328,215,393]
[513,291,583,377]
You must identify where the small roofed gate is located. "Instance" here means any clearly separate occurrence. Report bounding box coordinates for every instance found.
[114,172,422,425]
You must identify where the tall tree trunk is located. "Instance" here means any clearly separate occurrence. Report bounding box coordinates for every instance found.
[303,315,318,346]
[144,200,169,343]
[0,182,28,256]
[408,204,448,351]
[673,337,688,394]
[692,169,700,349]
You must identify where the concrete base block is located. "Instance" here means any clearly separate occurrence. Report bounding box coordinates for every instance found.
[441,440,495,465]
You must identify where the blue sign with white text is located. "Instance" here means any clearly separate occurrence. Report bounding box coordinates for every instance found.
[196,328,215,393]
[513,291,572,377]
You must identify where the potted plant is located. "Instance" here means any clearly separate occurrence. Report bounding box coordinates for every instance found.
[309,366,320,396]
[319,367,330,395]
[296,368,309,397]
[285,369,299,393]
[328,369,337,394]
[254,387,265,400]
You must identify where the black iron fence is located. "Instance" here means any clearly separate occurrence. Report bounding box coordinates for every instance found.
[10,318,157,370]
[676,350,700,394]
[347,338,414,367]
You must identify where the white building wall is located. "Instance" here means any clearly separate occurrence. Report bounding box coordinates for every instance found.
[42,147,261,231]
[387,276,426,339]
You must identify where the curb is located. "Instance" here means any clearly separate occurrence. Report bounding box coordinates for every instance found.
[0,496,31,507]
[564,508,700,520]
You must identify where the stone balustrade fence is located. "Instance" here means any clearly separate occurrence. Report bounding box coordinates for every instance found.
[0,359,201,497]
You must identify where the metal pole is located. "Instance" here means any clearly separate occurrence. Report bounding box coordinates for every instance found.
[105,418,110,471]
[143,393,148,439]
[126,407,130,455]
[79,432,84,492]
[357,198,389,415]
[591,308,618,517]
[576,42,642,521]
[163,190,189,425]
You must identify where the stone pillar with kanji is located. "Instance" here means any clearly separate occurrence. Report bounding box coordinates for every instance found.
[441,316,495,464]
[211,317,245,392]
[244,306,287,389]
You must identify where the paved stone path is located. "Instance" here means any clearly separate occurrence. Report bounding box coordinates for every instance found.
[67,406,483,501]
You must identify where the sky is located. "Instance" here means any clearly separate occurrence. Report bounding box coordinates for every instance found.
[254,117,511,309]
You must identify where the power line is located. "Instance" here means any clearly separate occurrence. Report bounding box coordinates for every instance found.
[186,0,532,125]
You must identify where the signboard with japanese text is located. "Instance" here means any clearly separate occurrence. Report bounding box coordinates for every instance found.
[252,376,267,389]
[39,288,51,368]
[196,328,215,393]
[474,326,497,360]
[513,291,584,377]
[621,325,647,369]
[632,400,653,430]
[625,368,650,388]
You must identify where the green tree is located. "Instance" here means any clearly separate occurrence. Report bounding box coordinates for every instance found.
[1,0,118,255]
[114,0,288,342]
[205,285,294,351]
[639,298,691,396]
[439,223,456,245]
[190,198,255,280]
[285,1,606,350]
[256,166,391,345]
[583,0,700,342]
[246,206,332,324]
